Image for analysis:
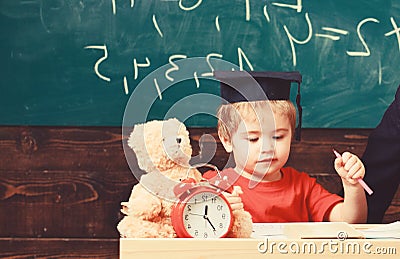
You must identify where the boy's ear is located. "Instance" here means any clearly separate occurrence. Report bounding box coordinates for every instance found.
[218,132,233,153]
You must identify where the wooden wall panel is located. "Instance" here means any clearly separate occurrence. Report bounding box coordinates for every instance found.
[0,126,398,257]
[0,170,136,238]
[0,126,130,172]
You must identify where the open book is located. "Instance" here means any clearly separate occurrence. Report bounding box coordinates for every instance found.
[252,222,364,239]
[252,221,400,239]
[360,221,400,239]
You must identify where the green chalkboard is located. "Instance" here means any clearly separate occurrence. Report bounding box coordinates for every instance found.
[1,0,399,127]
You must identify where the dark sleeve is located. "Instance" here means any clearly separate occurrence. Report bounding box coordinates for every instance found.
[362,85,400,223]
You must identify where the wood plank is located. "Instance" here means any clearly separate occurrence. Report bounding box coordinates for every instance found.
[0,238,118,258]
[0,126,371,174]
[0,170,136,238]
[0,126,130,172]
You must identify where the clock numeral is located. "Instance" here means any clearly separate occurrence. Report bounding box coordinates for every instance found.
[217,205,223,211]
[184,214,189,220]
[204,232,208,238]
[202,194,208,202]
[187,204,192,211]
[211,197,217,203]
[219,223,224,229]
[222,213,226,219]
[194,230,199,236]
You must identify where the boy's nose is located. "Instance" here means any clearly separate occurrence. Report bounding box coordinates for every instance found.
[261,138,275,153]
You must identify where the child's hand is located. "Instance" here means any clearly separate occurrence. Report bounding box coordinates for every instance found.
[334,152,365,185]
[223,186,244,211]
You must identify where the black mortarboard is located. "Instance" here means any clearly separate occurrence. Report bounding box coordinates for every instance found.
[214,70,303,140]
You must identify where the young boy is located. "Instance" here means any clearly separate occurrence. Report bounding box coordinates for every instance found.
[204,71,367,223]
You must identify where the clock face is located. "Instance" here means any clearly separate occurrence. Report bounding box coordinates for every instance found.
[182,190,232,238]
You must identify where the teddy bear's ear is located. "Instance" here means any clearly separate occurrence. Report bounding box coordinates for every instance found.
[128,123,144,151]
[169,118,182,126]
[127,121,158,173]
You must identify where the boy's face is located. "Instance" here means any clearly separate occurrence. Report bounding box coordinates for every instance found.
[222,109,292,182]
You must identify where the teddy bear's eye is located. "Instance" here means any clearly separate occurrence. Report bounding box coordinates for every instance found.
[176,138,182,144]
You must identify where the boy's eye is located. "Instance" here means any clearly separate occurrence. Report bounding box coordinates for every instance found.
[273,135,284,140]
[248,137,259,142]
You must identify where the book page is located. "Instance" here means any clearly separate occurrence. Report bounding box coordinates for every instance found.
[252,222,365,239]
[360,221,400,239]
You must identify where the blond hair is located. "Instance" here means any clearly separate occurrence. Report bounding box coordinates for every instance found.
[217,100,296,142]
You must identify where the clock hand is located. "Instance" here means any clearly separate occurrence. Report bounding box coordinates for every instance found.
[203,205,209,229]
[203,205,216,231]
[205,216,216,232]
[188,212,203,217]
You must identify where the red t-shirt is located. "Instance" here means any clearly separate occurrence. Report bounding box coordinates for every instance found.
[203,167,343,223]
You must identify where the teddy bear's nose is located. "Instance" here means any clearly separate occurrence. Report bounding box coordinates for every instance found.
[176,138,182,144]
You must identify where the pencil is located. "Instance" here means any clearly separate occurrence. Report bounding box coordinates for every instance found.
[332,149,373,195]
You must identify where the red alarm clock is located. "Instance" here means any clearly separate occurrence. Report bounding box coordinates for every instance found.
[171,165,234,238]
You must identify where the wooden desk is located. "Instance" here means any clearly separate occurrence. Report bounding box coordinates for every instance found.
[120,225,399,258]
[120,238,399,258]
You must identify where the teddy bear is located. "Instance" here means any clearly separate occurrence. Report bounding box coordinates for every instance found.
[117,118,253,238]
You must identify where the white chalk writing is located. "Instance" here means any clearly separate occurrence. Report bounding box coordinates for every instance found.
[84,1,400,95]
